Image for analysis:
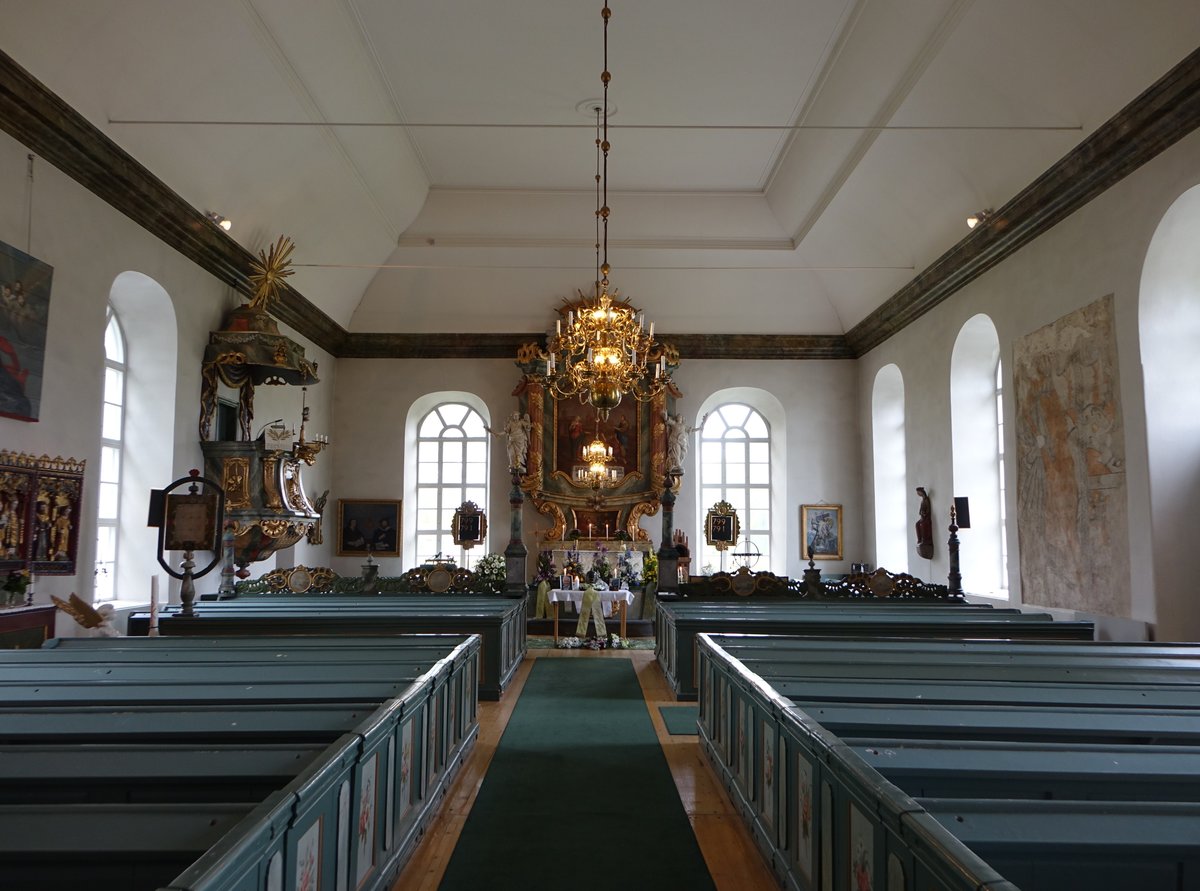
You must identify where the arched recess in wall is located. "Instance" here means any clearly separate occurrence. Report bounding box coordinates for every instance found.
[105,271,177,603]
[950,314,1007,597]
[1139,183,1200,640]
[871,365,907,573]
[403,392,491,567]
[695,388,787,576]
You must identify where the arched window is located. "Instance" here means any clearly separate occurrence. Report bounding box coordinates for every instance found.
[996,360,1009,594]
[413,402,488,564]
[871,365,907,572]
[950,314,1005,596]
[698,403,772,574]
[94,306,125,602]
[1140,183,1200,639]
[104,271,176,604]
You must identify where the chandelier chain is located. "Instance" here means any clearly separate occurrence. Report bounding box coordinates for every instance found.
[543,2,670,423]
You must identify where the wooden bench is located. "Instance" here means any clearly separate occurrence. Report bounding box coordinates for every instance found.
[0,634,480,891]
[125,595,527,700]
[695,632,1200,891]
[655,601,1094,699]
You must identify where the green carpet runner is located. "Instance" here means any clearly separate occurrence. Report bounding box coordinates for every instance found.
[658,704,700,736]
[438,658,717,890]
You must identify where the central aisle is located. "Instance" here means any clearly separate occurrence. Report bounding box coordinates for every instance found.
[437,657,716,890]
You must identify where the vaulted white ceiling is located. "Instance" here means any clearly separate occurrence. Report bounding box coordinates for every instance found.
[3,0,1198,337]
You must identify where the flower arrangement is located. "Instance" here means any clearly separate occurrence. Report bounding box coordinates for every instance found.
[590,544,613,584]
[642,550,658,585]
[556,634,629,650]
[562,547,584,581]
[473,552,507,595]
[3,569,30,607]
[616,549,641,588]
[532,550,556,585]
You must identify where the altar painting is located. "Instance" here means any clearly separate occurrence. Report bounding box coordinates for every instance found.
[554,396,640,479]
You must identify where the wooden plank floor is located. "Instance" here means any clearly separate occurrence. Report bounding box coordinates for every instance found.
[393,644,779,890]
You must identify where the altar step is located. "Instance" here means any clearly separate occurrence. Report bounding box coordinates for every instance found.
[526,617,655,638]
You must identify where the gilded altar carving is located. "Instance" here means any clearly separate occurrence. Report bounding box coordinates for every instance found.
[513,333,680,545]
[625,500,659,542]
[536,501,566,541]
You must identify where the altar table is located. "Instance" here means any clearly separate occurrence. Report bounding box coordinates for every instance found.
[548,588,634,643]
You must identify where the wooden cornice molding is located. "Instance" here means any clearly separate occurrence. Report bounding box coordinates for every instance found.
[845,46,1200,358]
[341,333,535,359]
[664,334,852,360]
[0,49,346,355]
[339,331,851,360]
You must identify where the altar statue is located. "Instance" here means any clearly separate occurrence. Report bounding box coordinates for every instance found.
[488,411,532,473]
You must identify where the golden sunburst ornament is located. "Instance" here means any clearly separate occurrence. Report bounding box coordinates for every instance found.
[246,235,296,312]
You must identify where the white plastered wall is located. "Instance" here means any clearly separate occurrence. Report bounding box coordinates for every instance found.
[0,129,334,634]
[328,356,861,584]
[856,126,1200,639]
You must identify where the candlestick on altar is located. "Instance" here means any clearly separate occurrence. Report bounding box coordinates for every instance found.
[605,523,610,539]
[589,523,594,538]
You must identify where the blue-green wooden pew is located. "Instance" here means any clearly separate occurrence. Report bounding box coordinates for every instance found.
[124,595,527,700]
[655,600,1095,699]
[0,634,479,891]
[695,632,1200,891]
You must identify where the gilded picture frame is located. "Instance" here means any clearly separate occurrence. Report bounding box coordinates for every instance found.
[451,501,486,549]
[704,500,740,551]
[801,504,842,561]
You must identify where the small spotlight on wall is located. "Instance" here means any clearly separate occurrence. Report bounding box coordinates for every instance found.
[205,211,232,231]
[966,208,993,230]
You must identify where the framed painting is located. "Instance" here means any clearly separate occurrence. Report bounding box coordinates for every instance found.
[801,504,842,561]
[0,240,53,422]
[337,499,401,557]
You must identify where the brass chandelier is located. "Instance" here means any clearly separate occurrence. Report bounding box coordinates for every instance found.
[544,3,667,421]
[579,419,623,490]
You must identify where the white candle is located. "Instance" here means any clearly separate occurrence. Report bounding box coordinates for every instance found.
[605,523,610,539]
[589,523,594,538]
[149,575,160,637]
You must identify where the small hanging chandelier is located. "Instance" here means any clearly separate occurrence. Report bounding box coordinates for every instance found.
[579,417,623,490]
[544,3,667,421]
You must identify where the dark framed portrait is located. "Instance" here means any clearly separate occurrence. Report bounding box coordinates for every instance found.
[801,504,843,561]
[338,498,401,557]
[451,501,487,549]
[704,501,740,550]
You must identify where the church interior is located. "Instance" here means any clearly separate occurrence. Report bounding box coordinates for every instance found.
[2,2,1200,889]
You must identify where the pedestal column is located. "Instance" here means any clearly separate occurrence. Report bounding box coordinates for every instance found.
[947,503,964,597]
[504,469,528,597]
[656,473,680,594]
